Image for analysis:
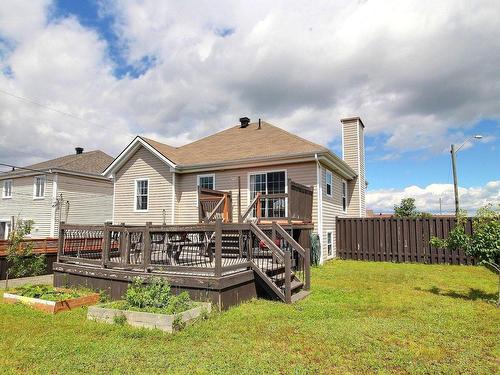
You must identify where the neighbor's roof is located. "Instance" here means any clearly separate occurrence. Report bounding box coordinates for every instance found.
[1,150,114,179]
[142,121,330,166]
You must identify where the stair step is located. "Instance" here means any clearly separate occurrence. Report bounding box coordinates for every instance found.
[291,290,310,303]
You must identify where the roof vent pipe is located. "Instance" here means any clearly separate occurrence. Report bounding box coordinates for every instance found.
[75,147,84,154]
[239,117,250,128]
[258,118,261,129]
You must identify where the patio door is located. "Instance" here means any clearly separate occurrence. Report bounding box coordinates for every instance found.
[249,171,287,218]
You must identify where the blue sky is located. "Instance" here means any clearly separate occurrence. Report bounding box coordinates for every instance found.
[0,1,499,212]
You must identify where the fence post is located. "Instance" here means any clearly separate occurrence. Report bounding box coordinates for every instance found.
[304,246,311,291]
[215,218,222,276]
[57,221,65,263]
[143,222,151,271]
[284,250,292,303]
[102,222,110,268]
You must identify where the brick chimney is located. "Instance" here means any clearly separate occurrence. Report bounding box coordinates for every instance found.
[341,117,366,217]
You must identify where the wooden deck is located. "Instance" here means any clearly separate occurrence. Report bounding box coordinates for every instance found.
[54,221,312,308]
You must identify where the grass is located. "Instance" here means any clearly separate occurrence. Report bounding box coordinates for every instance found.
[0,260,498,374]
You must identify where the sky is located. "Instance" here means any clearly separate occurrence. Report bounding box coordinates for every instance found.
[0,0,498,214]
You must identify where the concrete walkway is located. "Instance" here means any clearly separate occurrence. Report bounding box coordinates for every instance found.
[0,274,53,289]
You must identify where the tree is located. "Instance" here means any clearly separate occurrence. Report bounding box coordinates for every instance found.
[394,198,418,217]
[430,204,500,306]
[6,219,46,287]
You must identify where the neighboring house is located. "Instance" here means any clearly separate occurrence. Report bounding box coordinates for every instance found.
[103,117,366,262]
[0,148,114,239]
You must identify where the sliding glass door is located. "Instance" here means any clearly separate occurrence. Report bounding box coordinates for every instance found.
[249,171,286,218]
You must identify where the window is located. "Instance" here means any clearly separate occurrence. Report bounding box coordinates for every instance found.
[249,171,286,218]
[342,180,347,212]
[2,180,12,198]
[327,231,333,257]
[33,176,45,198]
[325,170,332,197]
[135,179,149,211]
[197,174,215,190]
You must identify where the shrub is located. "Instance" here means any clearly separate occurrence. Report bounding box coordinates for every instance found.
[6,219,46,279]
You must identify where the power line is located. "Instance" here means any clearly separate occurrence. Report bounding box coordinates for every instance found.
[0,88,109,129]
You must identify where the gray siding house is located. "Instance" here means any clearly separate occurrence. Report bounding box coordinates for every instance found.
[0,148,114,239]
[104,117,366,263]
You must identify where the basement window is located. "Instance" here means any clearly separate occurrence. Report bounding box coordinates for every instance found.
[327,231,333,257]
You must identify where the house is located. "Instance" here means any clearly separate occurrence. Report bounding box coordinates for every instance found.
[0,148,114,239]
[102,117,366,262]
[53,117,366,307]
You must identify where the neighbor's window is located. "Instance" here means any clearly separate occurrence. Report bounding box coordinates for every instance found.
[33,176,45,198]
[197,174,215,190]
[342,180,347,212]
[2,180,12,198]
[326,170,332,197]
[327,231,333,256]
[135,179,149,211]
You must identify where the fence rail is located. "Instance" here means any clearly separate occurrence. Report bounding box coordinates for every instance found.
[336,217,476,265]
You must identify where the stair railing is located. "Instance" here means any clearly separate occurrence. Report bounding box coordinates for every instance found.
[249,222,291,302]
[273,222,310,291]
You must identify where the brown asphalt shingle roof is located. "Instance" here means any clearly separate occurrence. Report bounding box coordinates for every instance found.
[1,150,113,178]
[141,121,329,166]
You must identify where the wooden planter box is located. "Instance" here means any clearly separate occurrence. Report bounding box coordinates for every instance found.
[87,302,211,333]
[3,291,100,314]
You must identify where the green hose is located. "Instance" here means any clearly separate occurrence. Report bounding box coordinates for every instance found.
[310,232,321,266]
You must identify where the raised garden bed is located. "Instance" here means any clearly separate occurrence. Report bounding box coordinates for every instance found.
[3,284,100,314]
[87,276,211,332]
[88,302,211,333]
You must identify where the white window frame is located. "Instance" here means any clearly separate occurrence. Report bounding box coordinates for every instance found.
[33,175,46,199]
[247,169,288,218]
[342,180,347,213]
[325,170,332,197]
[134,178,149,212]
[197,174,215,190]
[2,180,12,199]
[326,230,333,257]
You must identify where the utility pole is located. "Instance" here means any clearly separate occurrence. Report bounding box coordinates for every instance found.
[439,197,442,215]
[450,144,459,217]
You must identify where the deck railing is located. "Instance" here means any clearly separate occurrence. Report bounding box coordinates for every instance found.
[242,179,313,224]
[198,187,232,223]
[57,220,311,302]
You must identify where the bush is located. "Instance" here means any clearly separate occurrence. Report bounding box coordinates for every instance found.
[123,277,193,314]
[6,219,46,279]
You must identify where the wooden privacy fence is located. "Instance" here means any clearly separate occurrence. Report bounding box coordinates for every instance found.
[336,217,476,265]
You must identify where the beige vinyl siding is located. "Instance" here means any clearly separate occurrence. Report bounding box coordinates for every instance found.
[114,146,173,225]
[320,165,349,261]
[175,162,318,226]
[343,121,365,217]
[0,175,54,238]
[55,174,113,232]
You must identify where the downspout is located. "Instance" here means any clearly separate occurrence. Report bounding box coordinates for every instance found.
[171,172,176,224]
[315,153,324,265]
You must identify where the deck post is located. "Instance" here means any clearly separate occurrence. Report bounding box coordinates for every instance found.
[143,222,152,271]
[247,230,253,261]
[223,193,229,223]
[121,223,130,266]
[215,218,222,276]
[287,178,292,224]
[304,246,311,291]
[271,221,277,242]
[102,222,110,268]
[284,249,292,303]
[237,176,242,223]
[256,193,262,222]
[57,221,65,263]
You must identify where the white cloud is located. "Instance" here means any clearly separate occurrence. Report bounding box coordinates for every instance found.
[367,180,500,214]
[0,0,499,168]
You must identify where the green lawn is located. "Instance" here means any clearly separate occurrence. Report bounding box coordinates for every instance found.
[0,261,498,374]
